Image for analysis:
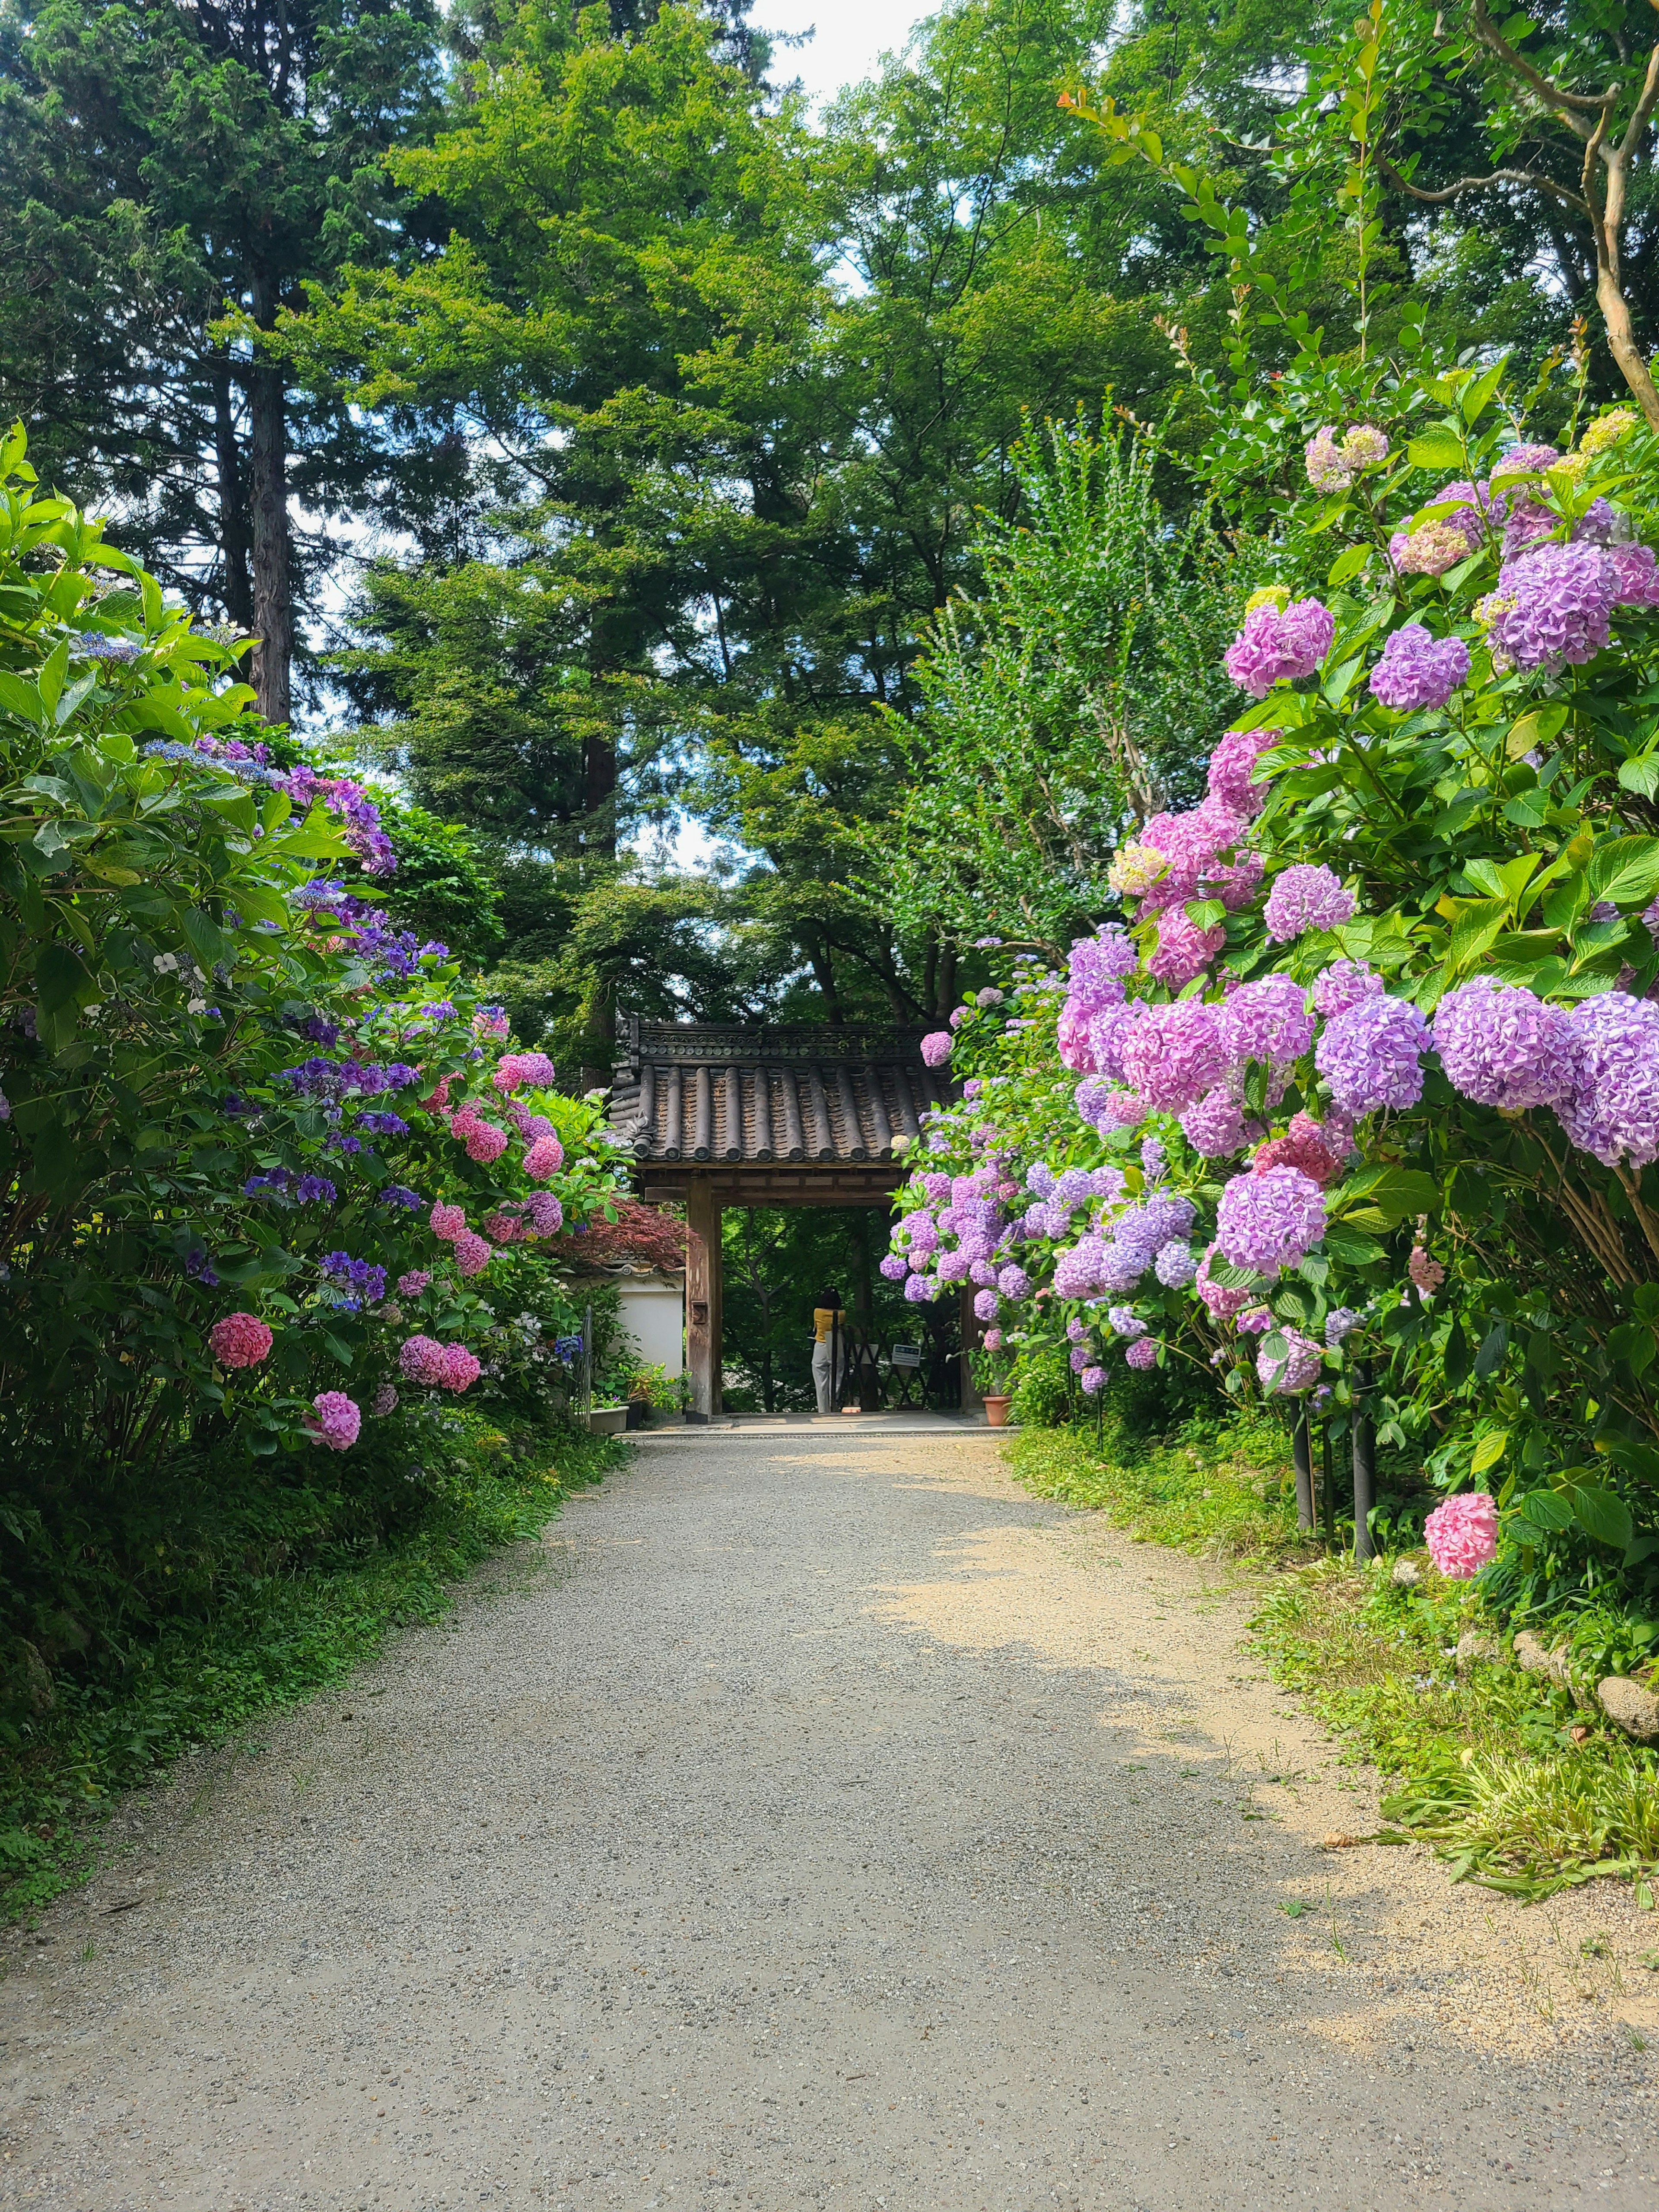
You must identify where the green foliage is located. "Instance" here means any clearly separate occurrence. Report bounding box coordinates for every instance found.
[870,420,1252,953]
[1008,1409,1304,1562]
[720,1205,909,1411]
[2,1415,628,1918]
[1254,1565,1659,1897]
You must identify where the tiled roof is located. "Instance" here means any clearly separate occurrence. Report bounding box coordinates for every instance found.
[610,1019,949,1165]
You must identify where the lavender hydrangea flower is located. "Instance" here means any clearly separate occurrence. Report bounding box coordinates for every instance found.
[1488,542,1618,671]
[879,1251,908,1281]
[1214,1165,1326,1273]
[1304,426,1348,491]
[1368,623,1471,712]
[997,1264,1031,1299]
[1107,1306,1147,1339]
[1555,992,1659,1167]
[1124,1338,1159,1371]
[1311,959,1384,1018]
[1218,974,1315,1069]
[1315,993,1430,1112]
[1431,977,1578,1111]
[1608,542,1659,609]
[1154,1240,1196,1287]
[1067,926,1139,1010]
[1324,1307,1360,1347]
[1178,1086,1247,1158]
[1120,1001,1227,1113]
[1147,908,1227,987]
[1265,865,1355,943]
[1258,1328,1323,1395]
[921,1031,952,1067]
[1224,598,1335,698]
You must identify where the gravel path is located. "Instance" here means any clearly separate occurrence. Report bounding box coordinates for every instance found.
[3,1427,1657,2210]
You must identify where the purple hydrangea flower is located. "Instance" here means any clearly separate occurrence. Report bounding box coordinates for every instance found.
[1258,1328,1324,1395]
[1237,1305,1272,1335]
[1147,908,1226,987]
[1154,1240,1196,1287]
[1265,864,1355,942]
[1555,992,1659,1168]
[1214,1165,1326,1273]
[1608,543,1659,609]
[1081,1363,1108,1393]
[1432,978,1578,1111]
[879,1252,908,1280]
[1218,974,1315,1069]
[1178,1086,1247,1159]
[1489,542,1618,671]
[1067,927,1138,1011]
[1107,1306,1147,1339]
[1368,624,1471,712]
[1325,1307,1360,1347]
[996,1264,1031,1300]
[1224,599,1335,698]
[973,1288,999,1322]
[904,1273,935,1304]
[1311,959,1384,1018]
[1124,1338,1159,1371]
[1120,1001,1227,1113]
[1315,994,1430,1112]
[921,1031,952,1067]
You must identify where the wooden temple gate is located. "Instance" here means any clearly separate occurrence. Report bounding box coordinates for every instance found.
[609,1018,965,1420]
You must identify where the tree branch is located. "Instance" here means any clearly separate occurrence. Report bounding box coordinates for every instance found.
[1379,152,1588,216]
[1470,0,1613,135]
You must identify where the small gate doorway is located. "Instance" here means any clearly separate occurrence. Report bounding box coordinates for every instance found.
[609,1019,976,1420]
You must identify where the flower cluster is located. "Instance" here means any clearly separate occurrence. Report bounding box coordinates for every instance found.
[399,1335,483,1392]
[1224,596,1334,698]
[1423,1493,1499,1578]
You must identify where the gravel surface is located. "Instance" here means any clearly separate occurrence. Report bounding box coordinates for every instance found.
[2,1427,1657,2210]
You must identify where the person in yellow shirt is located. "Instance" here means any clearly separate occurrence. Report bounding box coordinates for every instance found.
[810,1289,844,1415]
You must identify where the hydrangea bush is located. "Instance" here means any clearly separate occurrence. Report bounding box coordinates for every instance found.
[881,366,1659,1616]
[0,428,625,1484]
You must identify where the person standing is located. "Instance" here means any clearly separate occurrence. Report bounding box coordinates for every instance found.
[810,1290,844,1415]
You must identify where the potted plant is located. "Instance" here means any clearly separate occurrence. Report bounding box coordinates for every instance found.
[970,1346,1015,1428]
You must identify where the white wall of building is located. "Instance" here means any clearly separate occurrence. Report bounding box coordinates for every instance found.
[618,1274,684,1377]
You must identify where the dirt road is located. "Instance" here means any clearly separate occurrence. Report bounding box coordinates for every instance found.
[2,1427,1656,2209]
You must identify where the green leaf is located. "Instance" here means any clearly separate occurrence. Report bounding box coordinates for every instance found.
[1332,1165,1439,1225]
[1618,756,1659,801]
[1321,1218,1386,1265]
[33,941,93,1014]
[1570,1485,1634,1553]
[1444,1318,1471,1384]
[1514,1488,1575,1533]
[0,671,44,722]
[1471,1429,1508,1474]
[1475,1321,1510,1379]
[1407,427,1466,471]
[1506,705,1568,760]
[1326,543,1373,589]
[1607,1321,1657,1379]
[1586,836,1659,909]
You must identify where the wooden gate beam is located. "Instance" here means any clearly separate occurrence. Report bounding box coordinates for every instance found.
[685,1178,721,1421]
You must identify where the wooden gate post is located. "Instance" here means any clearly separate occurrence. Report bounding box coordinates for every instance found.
[685,1178,721,1422]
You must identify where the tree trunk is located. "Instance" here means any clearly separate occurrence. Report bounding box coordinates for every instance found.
[211,358,254,627]
[1595,251,1659,430]
[247,275,292,726]
[809,935,844,1022]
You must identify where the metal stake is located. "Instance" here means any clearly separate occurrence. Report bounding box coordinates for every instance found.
[1351,1361,1376,1564]
[1292,1413,1315,1532]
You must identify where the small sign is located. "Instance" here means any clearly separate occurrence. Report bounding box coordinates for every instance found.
[890,1343,922,1369]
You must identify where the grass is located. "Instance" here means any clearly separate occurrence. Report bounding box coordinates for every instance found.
[1253,1566,1659,1901]
[1006,1411,1659,1902]
[1007,1407,1307,1564]
[1,1416,626,1921]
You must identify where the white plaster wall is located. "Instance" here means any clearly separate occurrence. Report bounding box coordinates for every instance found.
[618,1276,684,1377]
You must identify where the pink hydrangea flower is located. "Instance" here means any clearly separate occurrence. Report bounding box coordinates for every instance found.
[491,1051,556,1093]
[442,1344,482,1392]
[1264,864,1355,941]
[454,1230,492,1278]
[1388,521,1469,577]
[421,1074,454,1112]
[1224,598,1335,697]
[1120,1001,1227,1113]
[400,1334,448,1383]
[397,1269,432,1297]
[370,1383,399,1417]
[1311,959,1383,1017]
[1124,1338,1158,1370]
[525,1137,563,1179]
[1423,1492,1499,1578]
[1556,991,1659,1168]
[429,1201,466,1242]
[307,1390,361,1452]
[462,1119,509,1166]
[1147,907,1226,986]
[1206,728,1279,818]
[921,1031,952,1067]
[483,1208,525,1243]
[207,1312,272,1369]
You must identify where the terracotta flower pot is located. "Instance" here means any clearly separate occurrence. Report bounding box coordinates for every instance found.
[982,1394,1012,1428]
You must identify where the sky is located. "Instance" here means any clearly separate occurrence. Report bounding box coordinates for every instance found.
[758,0,937,108]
